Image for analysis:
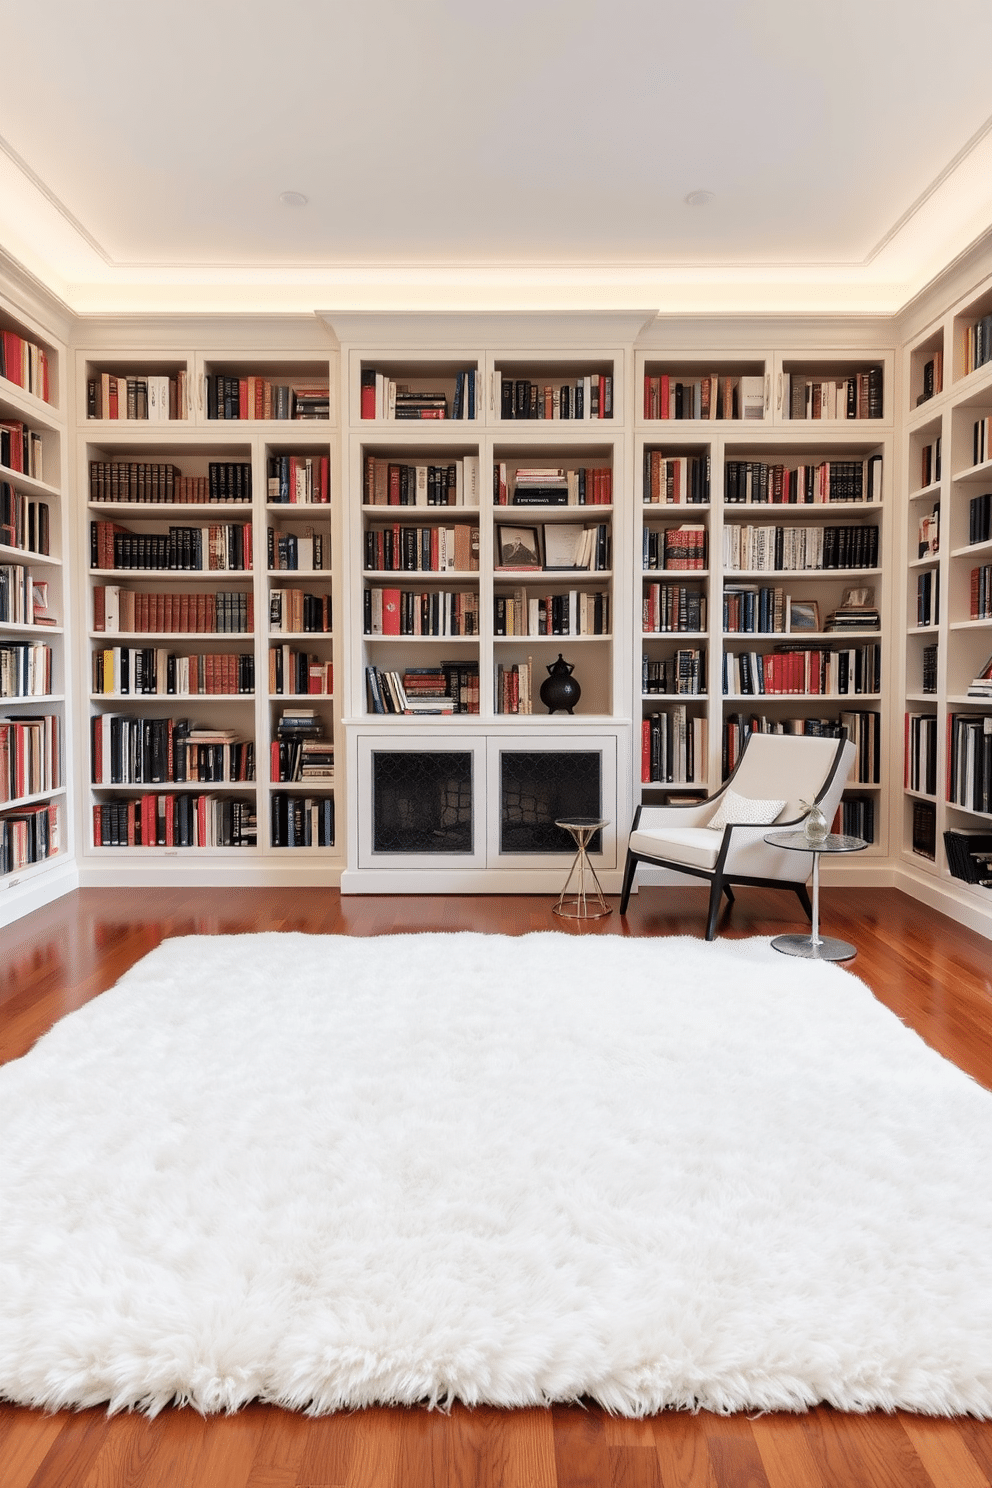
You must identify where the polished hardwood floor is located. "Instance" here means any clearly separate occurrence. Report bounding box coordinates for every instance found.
[1,883,991,1488]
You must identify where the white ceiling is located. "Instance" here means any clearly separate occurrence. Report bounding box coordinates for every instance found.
[2,0,992,315]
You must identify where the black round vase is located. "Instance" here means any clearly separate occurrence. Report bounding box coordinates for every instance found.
[540,654,581,714]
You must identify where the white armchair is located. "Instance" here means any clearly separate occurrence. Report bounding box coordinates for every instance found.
[619,732,857,938]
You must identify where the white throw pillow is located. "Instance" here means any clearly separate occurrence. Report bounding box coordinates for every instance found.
[707,788,786,831]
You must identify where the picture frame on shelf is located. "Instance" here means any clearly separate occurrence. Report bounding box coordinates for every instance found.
[497,525,542,570]
[542,522,587,570]
[788,600,820,633]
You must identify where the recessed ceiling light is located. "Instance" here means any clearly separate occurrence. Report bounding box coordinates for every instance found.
[279,191,309,208]
[684,190,715,208]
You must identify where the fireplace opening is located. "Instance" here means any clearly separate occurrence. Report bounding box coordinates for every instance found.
[500,750,602,854]
[372,750,473,854]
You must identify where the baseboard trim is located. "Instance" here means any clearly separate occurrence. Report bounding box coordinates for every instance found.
[0,858,79,927]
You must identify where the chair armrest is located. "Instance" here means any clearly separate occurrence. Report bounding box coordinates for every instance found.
[721,822,813,880]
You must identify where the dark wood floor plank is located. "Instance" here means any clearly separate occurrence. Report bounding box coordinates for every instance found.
[704,1414,771,1488]
[901,1415,992,1488]
[749,1413,828,1488]
[0,1408,66,1488]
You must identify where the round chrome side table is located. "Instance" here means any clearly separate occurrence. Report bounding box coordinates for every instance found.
[553,816,611,920]
[763,829,867,960]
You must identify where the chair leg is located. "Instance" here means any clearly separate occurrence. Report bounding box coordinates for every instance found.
[619,851,639,914]
[705,877,726,940]
[795,884,813,922]
[723,884,735,903]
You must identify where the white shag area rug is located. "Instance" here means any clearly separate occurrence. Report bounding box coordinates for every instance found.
[1,930,992,1419]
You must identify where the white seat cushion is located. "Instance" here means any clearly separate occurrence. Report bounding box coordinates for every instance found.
[629,825,722,871]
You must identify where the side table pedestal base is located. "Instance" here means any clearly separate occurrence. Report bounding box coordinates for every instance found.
[770,933,857,962]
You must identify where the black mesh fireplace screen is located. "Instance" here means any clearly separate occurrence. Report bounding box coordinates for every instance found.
[500,751,602,854]
[372,751,473,854]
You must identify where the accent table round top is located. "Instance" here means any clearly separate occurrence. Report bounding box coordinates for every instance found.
[555,817,608,831]
[763,830,867,854]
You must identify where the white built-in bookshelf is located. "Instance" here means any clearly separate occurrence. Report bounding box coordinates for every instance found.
[0,290,72,924]
[900,271,992,927]
[10,267,992,932]
[74,334,342,887]
[634,340,893,873]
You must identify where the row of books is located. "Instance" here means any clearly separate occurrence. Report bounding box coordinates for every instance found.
[969,566,992,621]
[0,800,60,872]
[723,645,881,698]
[270,739,334,784]
[643,374,764,421]
[364,524,478,574]
[91,648,255,697]
[723,711,880,783]
[268,526,328,576]
[360,371,475,421]
[0,641,53,698]
[366,664,480,715]
[837,794,876,843]
[947,713,992,813]
[268,647,332,696]
[206,377,328,421]
[0,420,44,481]
[643,583,706,634]
[917,352,944,405]
[918,503,939,558]
[494,660,533,714]
[963,317,992,378]
[271,794,334,847]
[268,527,329,573]
[91,715,254,785]
[642,650,705,695]
[364,456,480,507]
[90,521,252,573]
[1,486,49,555]
[0,565,56,627]
[642,709,708,784]
[723,586,823,636]
[364,588,479,637]
[490,590,610,637]
[905,712,938,795]
[89,461,251,504]
[495,465,613,507]
[269,589,331,635]
[93,587,254,635]
[92,795,257,848]
[970,491,992,545]
[643,453,710,505]
[498,373,612,421]
[912,800,937,859]
[921,438,941,488]
[0,330,50,402]
[944,828,992,884]
[923,642,939,694]
[643,523,706,571]
[724,457,882,505]
[723,524,880,572]
[783,370,883,420]
[974,417,992,467]
[87,373,187,421]
[917,570,939,627]
[267,454,329,504]
[0,713,61,802]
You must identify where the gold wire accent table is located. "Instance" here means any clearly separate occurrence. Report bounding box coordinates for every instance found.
[553,817,612,920]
